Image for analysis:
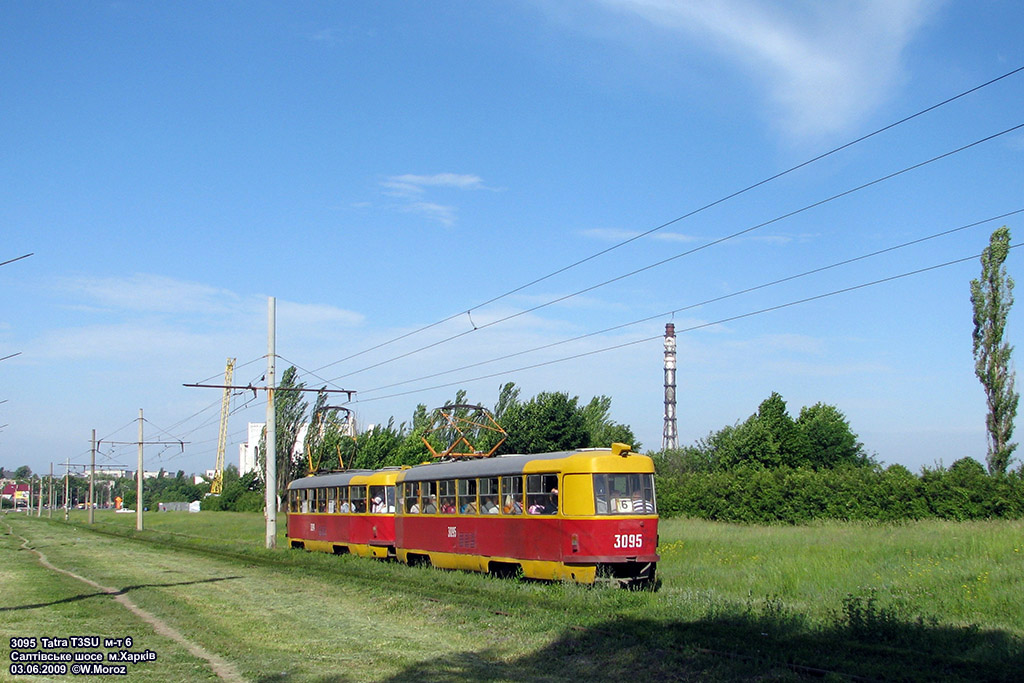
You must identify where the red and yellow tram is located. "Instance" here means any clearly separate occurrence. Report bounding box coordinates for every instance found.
[287,467,399,558]
[286,443,659,587]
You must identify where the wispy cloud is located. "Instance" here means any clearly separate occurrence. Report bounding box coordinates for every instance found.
[579,228,698,243]
[383,173,485,196]
[404,201,458,227]
[380,172,487,226]
[595,0,937,139]
[39,274,363,363]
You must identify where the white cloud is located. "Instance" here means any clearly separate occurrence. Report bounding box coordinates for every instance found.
[579,227,698,243]
[382,173,485,198]
[595,0,937,138]
[37,274,364,363]
[380,172,486,226]
[57,273,243,316]
[404,201,458,227]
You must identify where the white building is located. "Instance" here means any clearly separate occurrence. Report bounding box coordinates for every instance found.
[239,412,357,475]
[238,422,310,476]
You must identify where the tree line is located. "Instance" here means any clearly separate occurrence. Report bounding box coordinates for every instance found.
[653,392,1024,523]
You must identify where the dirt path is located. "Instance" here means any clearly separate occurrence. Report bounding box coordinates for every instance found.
[6,520,246,682]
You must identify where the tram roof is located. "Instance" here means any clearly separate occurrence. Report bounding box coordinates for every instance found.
[287,469,390,490]
[399,450,581,482]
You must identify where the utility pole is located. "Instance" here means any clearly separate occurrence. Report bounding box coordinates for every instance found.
[63,457,70,522]
[183,295,354,549]
[97,415,186,532]
[48,462,53,519]
[89,429,96,525]
[266,297,277,549]
[137,409,144,530]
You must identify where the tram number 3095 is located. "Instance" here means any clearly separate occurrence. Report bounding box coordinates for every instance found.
[613,533,644,549]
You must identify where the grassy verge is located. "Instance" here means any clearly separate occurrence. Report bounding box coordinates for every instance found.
[3,510,1022,681]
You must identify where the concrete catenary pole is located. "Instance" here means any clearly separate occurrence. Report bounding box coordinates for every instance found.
[137,408,144,531]
[661,323,678,451]
[265,296,277,549]
[63,457,70,522]
[88,429,96,525]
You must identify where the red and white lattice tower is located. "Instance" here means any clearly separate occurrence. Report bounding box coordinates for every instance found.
[661,323,678,451]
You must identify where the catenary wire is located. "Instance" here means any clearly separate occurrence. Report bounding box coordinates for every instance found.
[357,208,1024,396]
[325,122,1024,385]
[306,64,1024,378]
[352,245,1020,404]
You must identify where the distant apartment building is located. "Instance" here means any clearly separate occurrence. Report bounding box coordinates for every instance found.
[239,415,356,475]
[238,423,310,476]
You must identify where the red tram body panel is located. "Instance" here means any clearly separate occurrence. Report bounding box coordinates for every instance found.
[287,469,399,559]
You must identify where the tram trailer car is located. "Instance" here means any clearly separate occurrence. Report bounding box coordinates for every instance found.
[287,444,659,587]
[287,468,400,558]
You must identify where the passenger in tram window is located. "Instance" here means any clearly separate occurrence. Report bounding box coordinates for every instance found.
[503,495,522,515]
[631,489,655,514]
[441,498,456,514]
[423,495,438,514]
[461,499,477,514]
[371,495,385,513]
[339,498,351,513]
[543,489,559,515]
[482,496,499,514]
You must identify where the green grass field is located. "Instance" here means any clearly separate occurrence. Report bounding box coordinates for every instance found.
[2,510,1022,681]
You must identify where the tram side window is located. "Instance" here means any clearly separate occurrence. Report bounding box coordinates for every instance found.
[480,477,500,514]
[594,473,656,514]
[315,488,327,513]
[338,487,351,513]
[369,485,387,513]
[404,482,421,514]
[327,487,336,513]
[423,481,438,513]
[301,489,310,514]
[385,485,396,512]
[438,480,457,514]
[288,490,299,513]
[527,474,559,515]
[350,485,367,513]
[500,475,523,515]
[457,478,477,514]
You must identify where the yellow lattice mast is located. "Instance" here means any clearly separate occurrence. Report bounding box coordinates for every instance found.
[210,358,235,494]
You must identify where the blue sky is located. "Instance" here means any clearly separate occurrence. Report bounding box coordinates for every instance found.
[2,1,1023,478]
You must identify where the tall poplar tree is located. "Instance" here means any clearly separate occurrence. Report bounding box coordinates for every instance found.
[970,226,1018,474]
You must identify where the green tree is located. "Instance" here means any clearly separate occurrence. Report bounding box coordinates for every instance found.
[499,391,588,454]
[580,395,638,448]
[257,366,309,505]
[971,226,1019,474]
[796,403,873,469]
[353,419,402,470]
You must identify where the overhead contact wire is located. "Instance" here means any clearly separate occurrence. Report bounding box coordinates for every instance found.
[327,122,1024,384]
[354,246,1020,403]
[308,65,1024,377]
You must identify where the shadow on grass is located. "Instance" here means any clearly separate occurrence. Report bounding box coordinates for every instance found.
[361,610,1024,683]
[0,575,242,612]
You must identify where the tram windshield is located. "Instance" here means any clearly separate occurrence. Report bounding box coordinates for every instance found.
[593,473,656,514]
